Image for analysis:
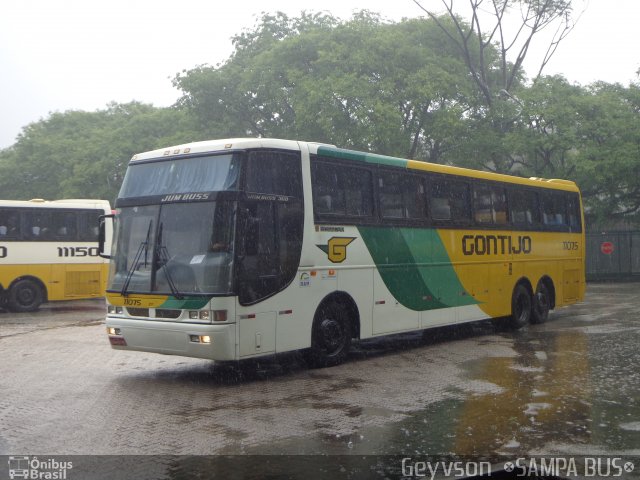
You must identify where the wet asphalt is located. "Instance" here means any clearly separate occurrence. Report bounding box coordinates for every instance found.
[0,283,639,477]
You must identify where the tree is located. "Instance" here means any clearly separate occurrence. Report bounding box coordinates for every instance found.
[408,1,584,176]
[506,74,584,178]
[174,11,478,161]
[411,0,581,104]
[0,102,195,201]
[497,75,640,227]
[572,82,640,226]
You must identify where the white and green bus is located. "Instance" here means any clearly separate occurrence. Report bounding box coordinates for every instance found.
[103,138,585,367]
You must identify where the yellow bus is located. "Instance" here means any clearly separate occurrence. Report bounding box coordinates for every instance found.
[104,139,585,367]
[0,199,112,312]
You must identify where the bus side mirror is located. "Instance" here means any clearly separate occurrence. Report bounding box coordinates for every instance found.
[98,214,114,259]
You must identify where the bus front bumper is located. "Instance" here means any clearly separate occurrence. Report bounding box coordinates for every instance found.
[105,317,236,361]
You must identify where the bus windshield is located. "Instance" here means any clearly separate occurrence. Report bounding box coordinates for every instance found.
[108,201,236,296]
[118,154,241,199]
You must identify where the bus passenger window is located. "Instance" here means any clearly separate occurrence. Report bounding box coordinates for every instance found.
[542,193,568,229]
[344,169,372,216]
[430,180,470,222]
[24,211,54,240]
[0,209,20,238]
[473,185,507,225]
[246,151,302,197]
[79,210,102,241]
[509,190,540,226]
[311,160,373,220]
[567,193,582,232]
[379,172,426,219]
[379,172,404,218]
[473,186,493,224]
[51,212,77,239]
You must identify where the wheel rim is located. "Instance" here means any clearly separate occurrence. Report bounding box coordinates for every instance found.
[319,318,345,355]
[535,290,549,315]
[515,291,531,323]
[17,286,36,306]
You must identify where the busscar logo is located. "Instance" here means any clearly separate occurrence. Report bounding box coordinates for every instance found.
[316,237,356,263]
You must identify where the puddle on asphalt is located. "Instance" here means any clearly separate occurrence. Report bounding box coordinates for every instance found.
[232,316,640,458]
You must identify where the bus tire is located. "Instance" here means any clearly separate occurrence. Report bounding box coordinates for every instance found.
[8,279,43,312]
[531,282,550,324]
[510,284,532,330]
[307,301,352,368]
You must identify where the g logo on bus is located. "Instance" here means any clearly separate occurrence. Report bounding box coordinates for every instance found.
[317,237,356,263]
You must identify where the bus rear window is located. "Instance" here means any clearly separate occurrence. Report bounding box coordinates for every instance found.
[542,193,568,229]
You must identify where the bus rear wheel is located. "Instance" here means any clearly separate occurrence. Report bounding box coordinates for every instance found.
[8,279,43,312]
[509,284,532,330]
[531,283,550,324]
[307,302,352,368]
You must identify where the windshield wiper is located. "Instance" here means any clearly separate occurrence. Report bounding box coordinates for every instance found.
[155,222,184,300]
[121,220,153,297]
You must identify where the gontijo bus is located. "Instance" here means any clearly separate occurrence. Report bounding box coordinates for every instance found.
[0,199,112,312]
[103,138,585,367]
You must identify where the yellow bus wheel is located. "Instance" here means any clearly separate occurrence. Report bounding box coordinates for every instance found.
[531,283,550,324]
[510,284,532,330]
[8,279,43,313]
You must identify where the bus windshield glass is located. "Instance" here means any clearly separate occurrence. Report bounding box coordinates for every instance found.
[118,154,241,199]
[108,201,236,296]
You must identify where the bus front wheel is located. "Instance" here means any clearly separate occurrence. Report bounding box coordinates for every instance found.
[307,302,352,368]
[510,284,532,330]
[8,279,43,312]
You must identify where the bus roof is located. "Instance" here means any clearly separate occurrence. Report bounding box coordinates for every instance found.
[130,138,309,163]
[315,145,580,192]
[130,138,579,193]
[0,199,111,209]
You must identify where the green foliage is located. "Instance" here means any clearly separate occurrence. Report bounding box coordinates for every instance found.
[499,76,640,226]
[0,102,196,201]
[1,10,638,227]
[572,82,640,225]
[174,12,480,161]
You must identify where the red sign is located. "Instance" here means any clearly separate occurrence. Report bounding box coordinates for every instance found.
[601,242,614,255]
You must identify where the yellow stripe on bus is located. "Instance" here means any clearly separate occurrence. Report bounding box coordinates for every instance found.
[106,292,170,308]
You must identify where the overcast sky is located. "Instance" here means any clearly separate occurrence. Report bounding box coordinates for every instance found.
[1,0,638,149]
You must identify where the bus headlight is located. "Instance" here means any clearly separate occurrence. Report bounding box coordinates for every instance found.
[107,305,124,314]
[107,327,121,335]
[188,310,226,322]
[189,335,212,344]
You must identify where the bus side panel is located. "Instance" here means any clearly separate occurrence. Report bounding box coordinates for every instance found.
[337,267,373,338]
[0,264,50,298]
[50,263,107,300]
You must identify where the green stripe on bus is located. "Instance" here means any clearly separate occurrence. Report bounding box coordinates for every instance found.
[358,226,478,311]
[317,146,408,169]
[160,296,211,310]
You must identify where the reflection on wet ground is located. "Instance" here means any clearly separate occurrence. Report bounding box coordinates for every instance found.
[2,284,639,472]
[228,284,640,459]
[0,298,105,338]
